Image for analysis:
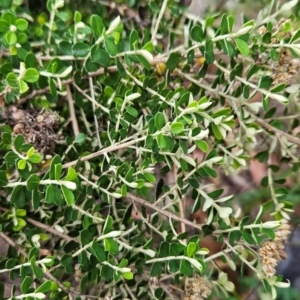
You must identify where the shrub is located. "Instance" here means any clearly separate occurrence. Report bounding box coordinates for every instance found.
[0,0,299,299]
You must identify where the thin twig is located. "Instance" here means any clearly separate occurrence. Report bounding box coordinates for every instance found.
[151,0,168,42]
[17,56,174,107]
[127,193,202,231]
[72,82,109,114]
[66,84,80,137]
[254,115,300,146]
[89,76,102,149]
[0,231,27,257]
[26,217,77,243]
[0,231,71,295]
[61,135,147,169]
[0,206,76,242]
[17,66,118,106]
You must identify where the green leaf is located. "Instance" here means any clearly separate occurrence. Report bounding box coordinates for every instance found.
[143,41,153,52]
[0,19,9,32]
[28,153,42,163]
[166,52,181,71]
[103,238,119,254]
[13,218,26,231]
[27,174,40,191]
[195,140,208,152]
[159,242,169,257]
[191,25,204,42]
[17,32,27,44]
[90,15,104,37]
[234,38,249,56]
[32,189,42,209]
[0,171,8,187]
[155,112,165,130]
[75,133,86,144]
[157,133,166,149]
[122,203,132,225]
[104,35,117,56]
[103,215,113,234]
[144,173,156,183]
[219,40,235,56]
[5,31,17,45]
[202,166,217,178]
[72,42,90,58]
[23,68,39,83]
[116,58,126,78]
[125,106,138,117]
[179,259,193,277]
[27,147,35,157]
[242,230,255,244]
[32,265,43,279]
[19,79,29,93]
[262,32,271,44]
[74,11,81,23]
[91,45,110,67]
[61,254,72,268]
[61,186,75,206]
[16,209,26,217]
[121,183,127,196]
[171,122,184,134]
[228,230,242,244]
[211,124,223,140]
[15,19,28,31]
[220,14,229,34]
[270,48,279,61]
[64,167,77,181]
[150,262,162,276]
[261,228,276,240]
[80,273,88,293]
[186,242,197,257]
[101,265,113,281]
[118,259,128,269]
[259,76,272,89]
[270,83,286,93]
[54,163,62,180]
[45,184,60,204]
[129,29,139,49]
[263,96,269,111]
[80,229,90,245]
[227,15,235,33]
[18,159,27,170]
[3,11,16,25]
[6,258,16,269]
[90,240,106,262]
[290,28,300,43]
[35,280,52,293]
[59,41,72,55]
[136,54,151,70]
[6,72,18,88]
[204,50,215,64]
[11,186,26,208]
[21,276,32,294]
[246,65,259,80]
[0,0,12,9]
[25,53,37,68]
[122,271,133,280]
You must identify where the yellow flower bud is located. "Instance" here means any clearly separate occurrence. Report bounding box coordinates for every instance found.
[156,63,166,75]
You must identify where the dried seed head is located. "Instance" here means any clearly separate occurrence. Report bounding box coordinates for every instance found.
[258,26,267,35]
[184,276,212,300]
[10,107,25,121]
[259,221,290,277]
[36,115,44,122]
[13,123,24,134]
